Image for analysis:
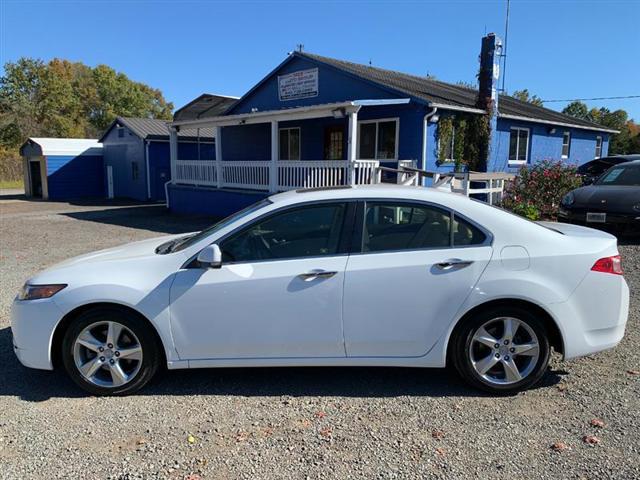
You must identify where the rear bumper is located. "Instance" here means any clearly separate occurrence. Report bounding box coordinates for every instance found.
[548,272,629,360]
[558,208,640,232]
[10,297,63,370]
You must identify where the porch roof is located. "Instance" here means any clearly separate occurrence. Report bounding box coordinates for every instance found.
[169,98,411,130]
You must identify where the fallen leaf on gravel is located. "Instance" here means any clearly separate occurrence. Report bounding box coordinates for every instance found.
[136,439,146,445]
[550,442,570,452]
[187,434,196,444]
[435,447,446,456]
[315,411,326,419]
[184,475,202,480]
[590,418,605,428]
[557,383,568,392]
[431,430,445,440]
[235,431,249,442]
[262,427,274,437]
[319,427,332,439]
[626,369,640,375]
[582,435,600,445]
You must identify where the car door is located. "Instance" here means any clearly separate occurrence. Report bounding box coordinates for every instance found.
[343,200,493,357]
[169,201,353,360]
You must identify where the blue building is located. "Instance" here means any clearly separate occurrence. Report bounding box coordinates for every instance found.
[165,34,617,216]
[100,117,216,201]
[98,95,237,201]
[20,138,103,200]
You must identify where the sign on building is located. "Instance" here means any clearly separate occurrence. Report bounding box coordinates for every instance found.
[278,68,319,101]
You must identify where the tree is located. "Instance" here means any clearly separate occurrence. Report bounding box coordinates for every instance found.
[562,101,590,120]
[0,57,173,149]
[511,89,544,107]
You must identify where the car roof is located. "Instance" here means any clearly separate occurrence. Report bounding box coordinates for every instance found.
[270,184,461,205]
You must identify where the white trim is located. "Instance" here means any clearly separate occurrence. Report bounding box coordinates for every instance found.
[170,101,362,129]
[354,98,411,106]
[508,127,530,166]
[561,131,571,159]
[145,141,151,199]
[499,113,619,134]
[429,103,487,114]
[357,117,400,161]
[278,127,301,160]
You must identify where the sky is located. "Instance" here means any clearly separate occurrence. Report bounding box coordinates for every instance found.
[1,0,639,120]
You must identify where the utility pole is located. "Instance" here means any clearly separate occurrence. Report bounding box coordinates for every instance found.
[500,0,510,93]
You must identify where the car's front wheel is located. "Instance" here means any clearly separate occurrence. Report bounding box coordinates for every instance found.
[61,307,161,395]
[451,306,551,393]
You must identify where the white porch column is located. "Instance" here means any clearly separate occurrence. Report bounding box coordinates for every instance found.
[215,126,223,188]
[270,120,278,193]
[347,111,358,185]
[169,127,178,184]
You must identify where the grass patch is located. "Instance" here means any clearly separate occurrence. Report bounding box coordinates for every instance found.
[0,180,23,189]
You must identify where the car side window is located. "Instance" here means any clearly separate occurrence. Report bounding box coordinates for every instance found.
[453,215,487,246]
[363,202,451,252]
[220,203,347,263]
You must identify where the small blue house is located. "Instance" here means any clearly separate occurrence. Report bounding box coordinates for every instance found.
[20,138,103,200]
[99,117,216,201]
[166,34,617,216]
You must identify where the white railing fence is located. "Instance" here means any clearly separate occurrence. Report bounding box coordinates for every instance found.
[174,159,396,192]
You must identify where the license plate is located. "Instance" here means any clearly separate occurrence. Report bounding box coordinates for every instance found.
[586,212,606,223]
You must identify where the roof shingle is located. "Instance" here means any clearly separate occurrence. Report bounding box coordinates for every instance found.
[298,52,615,132]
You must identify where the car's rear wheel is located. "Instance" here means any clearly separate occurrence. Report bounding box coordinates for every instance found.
[451,306,551,393]
[61,307,161,396]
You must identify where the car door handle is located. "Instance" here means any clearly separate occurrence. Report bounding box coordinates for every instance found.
[298,270,338,281]
[435,259,474,270]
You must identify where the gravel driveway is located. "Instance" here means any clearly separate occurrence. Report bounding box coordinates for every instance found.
[1,196,638,479]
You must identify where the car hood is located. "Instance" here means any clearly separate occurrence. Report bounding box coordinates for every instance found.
[572,185,640,210]
[35,233,190,275]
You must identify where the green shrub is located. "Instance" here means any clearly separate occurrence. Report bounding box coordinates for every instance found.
[502,160,582,221]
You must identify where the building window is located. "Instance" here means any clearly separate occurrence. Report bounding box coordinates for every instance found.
[357,118,399,160]
[117,127,125,138]
[279,128,300,160]
[562,131,571,158]
[131,161,139,181]
[508,127,529,165]
[595,136,603,158]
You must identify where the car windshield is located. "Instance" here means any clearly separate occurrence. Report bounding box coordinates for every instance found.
[595,164,640,186]
[167,199,272,253]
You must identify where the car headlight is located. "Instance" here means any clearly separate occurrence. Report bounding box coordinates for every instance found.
[634,203,640,212]
[561,192,575,207]
[17,284,67,301]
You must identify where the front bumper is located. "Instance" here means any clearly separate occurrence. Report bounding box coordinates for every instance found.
[10,297,64,370]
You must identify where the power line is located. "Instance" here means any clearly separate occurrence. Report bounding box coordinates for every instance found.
[541,95,640,103]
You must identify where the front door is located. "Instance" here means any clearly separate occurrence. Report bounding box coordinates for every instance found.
[324,126,345,160]
[170,201,352,360]
[29,160,42,197]
[343,201,493,357]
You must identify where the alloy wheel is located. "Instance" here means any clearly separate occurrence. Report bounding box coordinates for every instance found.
[468,316,540,385]
[73,321,143,388]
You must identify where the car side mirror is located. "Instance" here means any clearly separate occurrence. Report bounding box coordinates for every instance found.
[197,244,222,269]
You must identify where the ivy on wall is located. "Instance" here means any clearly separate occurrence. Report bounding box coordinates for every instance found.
[436,111,491,171]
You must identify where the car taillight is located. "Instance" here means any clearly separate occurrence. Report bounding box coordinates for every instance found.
[591,255,623,275]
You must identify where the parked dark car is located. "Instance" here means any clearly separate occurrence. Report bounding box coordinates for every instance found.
[559,160,640,234]
[577,154,640,185]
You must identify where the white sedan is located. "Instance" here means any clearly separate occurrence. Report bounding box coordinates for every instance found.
[11,185,629,395]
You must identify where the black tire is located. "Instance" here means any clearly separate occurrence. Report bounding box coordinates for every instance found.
[450,306,551,394]
[61,306,161,396]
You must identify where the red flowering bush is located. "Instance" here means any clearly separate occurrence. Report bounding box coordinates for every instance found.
[502,160,582,221]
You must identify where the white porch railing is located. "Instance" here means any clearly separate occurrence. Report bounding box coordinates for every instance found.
[174,159,391,192]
